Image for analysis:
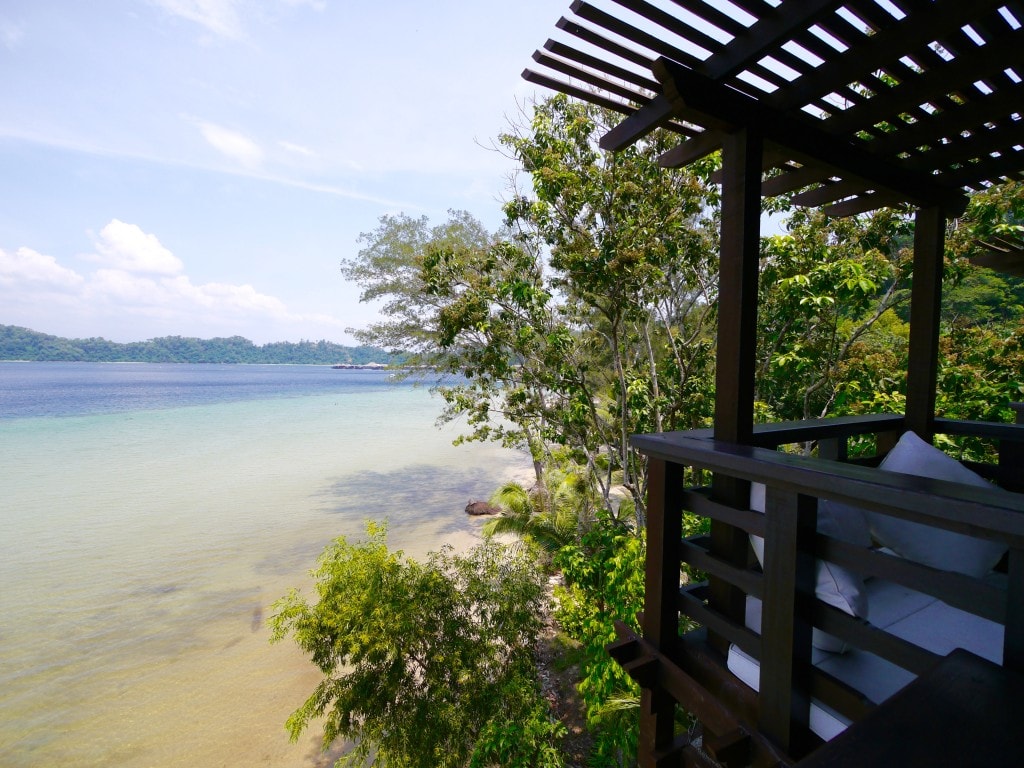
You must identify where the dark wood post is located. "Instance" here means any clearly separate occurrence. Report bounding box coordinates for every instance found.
[639,458,684,766]
[759,488,817,750]
[905,205,945,439]
[1006,547,1024,675]
[713,127,762,448]
[999,403,1024,492]
[709,127,763,651]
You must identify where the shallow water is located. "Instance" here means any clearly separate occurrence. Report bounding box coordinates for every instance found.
[0,363,529,766]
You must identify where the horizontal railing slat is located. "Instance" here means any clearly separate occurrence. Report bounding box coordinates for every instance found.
[631,434,1024,546]
[678,584,761,658]
[682,487,765,537]
[680,536,764,599]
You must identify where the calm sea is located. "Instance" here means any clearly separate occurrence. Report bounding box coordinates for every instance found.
[0,362,530,767]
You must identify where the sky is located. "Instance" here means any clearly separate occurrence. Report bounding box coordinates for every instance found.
[0,0,565,345]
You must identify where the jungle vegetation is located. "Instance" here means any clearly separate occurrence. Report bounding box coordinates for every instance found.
[0,324,396,365]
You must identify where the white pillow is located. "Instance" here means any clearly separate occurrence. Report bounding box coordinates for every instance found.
[866,431,1007,578]
[749,483,869,652]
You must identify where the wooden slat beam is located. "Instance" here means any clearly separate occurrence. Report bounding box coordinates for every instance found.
[653,56,968,212]
[612,0,728,57]
[823,192,907,217]
[522,69,634,117]
[657,128,722,168]
[790,179,869,208]
[701,0,846,81]
[902,121,1024,175]
[570,1,706,71]
[601,94,675,150]
[760,164,835,197]
[820,18,1024,139]
[768,0,1004,117]
[543,39,660,93]
[868,82,1024,158]
[532,51,656,107]
[555,15,654,70]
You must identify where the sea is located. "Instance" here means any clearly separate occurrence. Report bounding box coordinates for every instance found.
[0,362,531,767]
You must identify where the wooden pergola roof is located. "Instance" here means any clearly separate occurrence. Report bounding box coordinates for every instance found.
[524,0,1024,218]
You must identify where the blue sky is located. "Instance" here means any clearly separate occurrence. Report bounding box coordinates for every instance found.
[0,0,561,344]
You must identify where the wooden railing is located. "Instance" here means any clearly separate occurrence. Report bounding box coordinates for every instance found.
[617,412,1024,766]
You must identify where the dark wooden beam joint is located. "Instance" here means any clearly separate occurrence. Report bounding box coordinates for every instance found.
[702,728,752,767]
[625,656,662,690]
[600,94,674,151]
[658,129,724,169]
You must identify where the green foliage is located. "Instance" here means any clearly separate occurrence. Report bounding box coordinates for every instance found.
[934,319,1024,461]
[0,324,395,365]
[482,463,597,557]
[343,96,721,522]
[756,206,913,423]
[551,515,646,766]
[270,523,564,768]
[943,180,1024,325]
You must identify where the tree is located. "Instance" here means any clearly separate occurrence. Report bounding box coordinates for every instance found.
[499,95,720,517]
[342,96,722,521]
[755,205,913,425]
[550,513,647,767]
[270,523,565,768]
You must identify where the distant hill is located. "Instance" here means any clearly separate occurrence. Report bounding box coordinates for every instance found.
[0,325,403,366]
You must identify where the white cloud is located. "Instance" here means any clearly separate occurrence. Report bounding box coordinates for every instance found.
[279,140,316,157]
[0,18,25,50]
[1,221,346,342]
[151,0,244,40]
[197,121,264,167]
[0,247,84,289]
[89,219,184,275]
[281,0,327,11]
[86,268,165,305]
[162,274,291,315]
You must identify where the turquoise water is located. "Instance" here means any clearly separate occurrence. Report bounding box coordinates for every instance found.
[0,364,530,767]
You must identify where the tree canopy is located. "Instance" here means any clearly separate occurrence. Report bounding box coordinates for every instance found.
[270,524,564,768]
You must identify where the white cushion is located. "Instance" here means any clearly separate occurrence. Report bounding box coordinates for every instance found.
[866,431,1007,577]
[749,483,869,652]
[728,577,1004,742]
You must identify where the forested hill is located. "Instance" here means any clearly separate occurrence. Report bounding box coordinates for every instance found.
[0,325,400,365]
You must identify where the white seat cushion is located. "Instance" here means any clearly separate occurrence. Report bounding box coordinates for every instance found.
[729,577,1003,741]
[867,431,1008,577]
